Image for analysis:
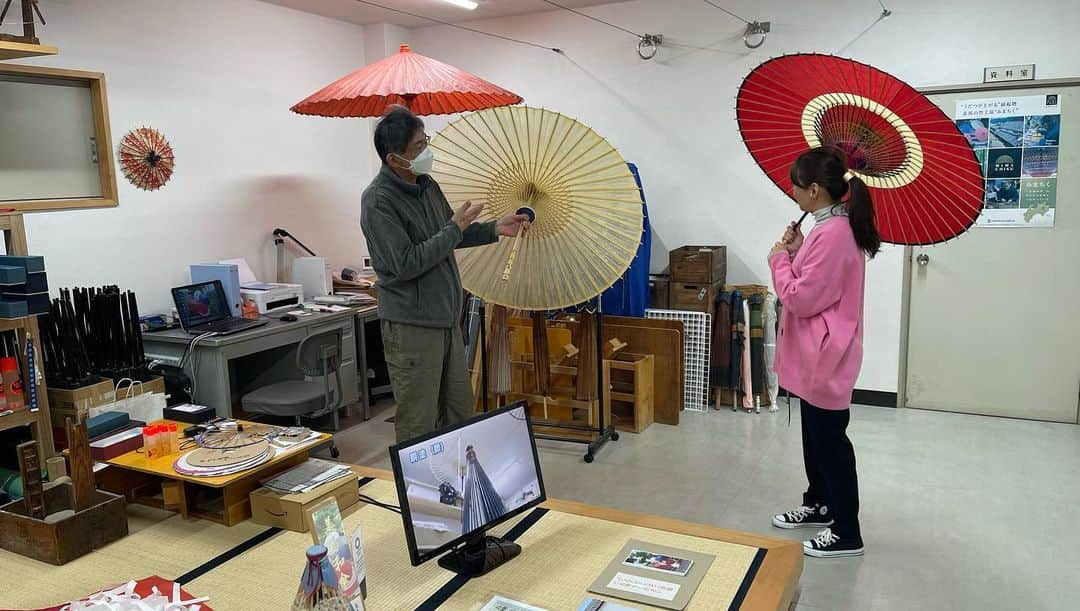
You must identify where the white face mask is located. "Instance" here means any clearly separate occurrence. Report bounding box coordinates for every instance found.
[397,147,434,176]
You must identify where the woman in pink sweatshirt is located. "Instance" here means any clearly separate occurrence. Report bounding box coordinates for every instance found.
[768,147,880,558]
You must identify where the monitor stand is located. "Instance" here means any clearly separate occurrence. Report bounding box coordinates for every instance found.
[437,531,521,578]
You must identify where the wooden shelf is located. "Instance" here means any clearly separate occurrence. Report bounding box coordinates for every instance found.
[0,41,58,61]
[0,317,28,333]
[0,409,36,433]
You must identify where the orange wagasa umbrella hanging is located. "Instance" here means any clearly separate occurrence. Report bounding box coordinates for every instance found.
[291,44,523,118]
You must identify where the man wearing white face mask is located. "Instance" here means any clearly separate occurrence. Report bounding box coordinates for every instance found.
[361,106,530,443]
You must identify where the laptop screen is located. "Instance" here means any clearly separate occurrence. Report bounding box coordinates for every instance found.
[172,280,232,328]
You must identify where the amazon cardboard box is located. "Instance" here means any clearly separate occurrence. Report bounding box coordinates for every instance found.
[250,472,359,533]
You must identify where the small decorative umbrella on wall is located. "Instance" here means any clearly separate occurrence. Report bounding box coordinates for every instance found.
[291,44,523,118]
[737,53,985,245]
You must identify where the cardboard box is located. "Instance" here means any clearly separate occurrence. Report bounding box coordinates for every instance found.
[250,472,360,533]
[48,377,115,428]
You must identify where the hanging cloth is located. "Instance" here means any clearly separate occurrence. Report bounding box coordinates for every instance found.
[748,293,766,398]
[741,299,753,410]
[598,162,651,317]
[729,291,746,402]
[710,291,733,388]
[764,293,779,408]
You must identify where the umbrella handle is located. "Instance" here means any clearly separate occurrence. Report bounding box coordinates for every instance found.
[784,211,810,244]
[501,225,525,281]
[501,207,536,282]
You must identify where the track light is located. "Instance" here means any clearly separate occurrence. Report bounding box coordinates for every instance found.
[637,34,663,60]
[743,21,770,49]
[438,0,478,9]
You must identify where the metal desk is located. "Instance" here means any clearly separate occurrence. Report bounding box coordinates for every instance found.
[353,305,380,421]
[143,309,362,420]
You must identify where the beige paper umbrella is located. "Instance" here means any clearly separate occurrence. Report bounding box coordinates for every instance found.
[430,106,643,311]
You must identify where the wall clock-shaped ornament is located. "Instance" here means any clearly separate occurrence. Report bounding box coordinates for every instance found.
[118,127,175,191]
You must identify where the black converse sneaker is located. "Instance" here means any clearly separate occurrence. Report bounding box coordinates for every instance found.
[772,504,834,529]
[803,528,864,558]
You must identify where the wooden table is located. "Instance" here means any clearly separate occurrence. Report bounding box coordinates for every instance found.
[97,420,331,526]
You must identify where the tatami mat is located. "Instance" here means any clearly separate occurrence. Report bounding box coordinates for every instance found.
[0,504,270,609]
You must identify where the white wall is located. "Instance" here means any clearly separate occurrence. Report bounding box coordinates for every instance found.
[8,0,374,312]
[408,0,1080,392]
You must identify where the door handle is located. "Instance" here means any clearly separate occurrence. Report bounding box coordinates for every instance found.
[916,253,930,267]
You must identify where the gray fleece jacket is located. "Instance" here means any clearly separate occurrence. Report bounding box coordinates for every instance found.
[360,164,497,328]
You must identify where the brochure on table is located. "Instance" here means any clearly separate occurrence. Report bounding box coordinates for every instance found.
[587,539,715,611]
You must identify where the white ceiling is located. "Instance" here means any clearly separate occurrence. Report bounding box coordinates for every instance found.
[260,0,616,29]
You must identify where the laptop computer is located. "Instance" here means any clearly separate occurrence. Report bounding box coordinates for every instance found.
[171,280,267,336]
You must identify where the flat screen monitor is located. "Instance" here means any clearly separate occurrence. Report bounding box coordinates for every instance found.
[389,401,546,576]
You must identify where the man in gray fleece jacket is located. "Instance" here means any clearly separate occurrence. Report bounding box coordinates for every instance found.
[361,107,528,443]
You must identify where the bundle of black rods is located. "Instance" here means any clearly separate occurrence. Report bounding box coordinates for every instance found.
[40,286,146,388]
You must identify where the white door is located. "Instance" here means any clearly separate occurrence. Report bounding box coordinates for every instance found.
[904,82,1080,423]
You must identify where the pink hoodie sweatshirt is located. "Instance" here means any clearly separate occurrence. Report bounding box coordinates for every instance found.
[768,216,865,410]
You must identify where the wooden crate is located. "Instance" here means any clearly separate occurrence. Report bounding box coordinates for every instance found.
[670,245,726,284]
[669,282,721,314]
[603,353,654,433]
[648,275,670,309]
[0,482,128,565]
[47,377,114,428]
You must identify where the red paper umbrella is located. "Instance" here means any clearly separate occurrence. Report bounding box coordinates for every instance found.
[118,127,174,191]
[291,44,523,117]
[737,54,984,245]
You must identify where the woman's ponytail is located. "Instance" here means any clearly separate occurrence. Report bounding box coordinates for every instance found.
[847,176,880,258]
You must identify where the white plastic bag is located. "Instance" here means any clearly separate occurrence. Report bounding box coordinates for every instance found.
[88,379,166,423]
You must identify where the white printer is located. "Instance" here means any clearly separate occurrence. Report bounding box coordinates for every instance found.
[239,282,304,314]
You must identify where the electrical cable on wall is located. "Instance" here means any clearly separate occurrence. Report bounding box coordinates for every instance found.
[701,0,771,49]
[539,0,665,60]
[350,0,563,54]
[701,0,751,24]
[540,0,640,37]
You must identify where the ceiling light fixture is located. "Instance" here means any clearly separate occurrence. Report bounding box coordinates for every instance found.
[438,0,478,9]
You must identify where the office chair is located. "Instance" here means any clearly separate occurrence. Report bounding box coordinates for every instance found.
[240,328,344,458]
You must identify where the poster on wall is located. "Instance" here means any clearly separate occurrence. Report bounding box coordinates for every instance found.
[955,94,1061,227]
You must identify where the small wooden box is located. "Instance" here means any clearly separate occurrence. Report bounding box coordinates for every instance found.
[0,483,128,565]
[669,282,720,314]
[648,275,670,309]
[47,377,114,428]
[670,245,726,284]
